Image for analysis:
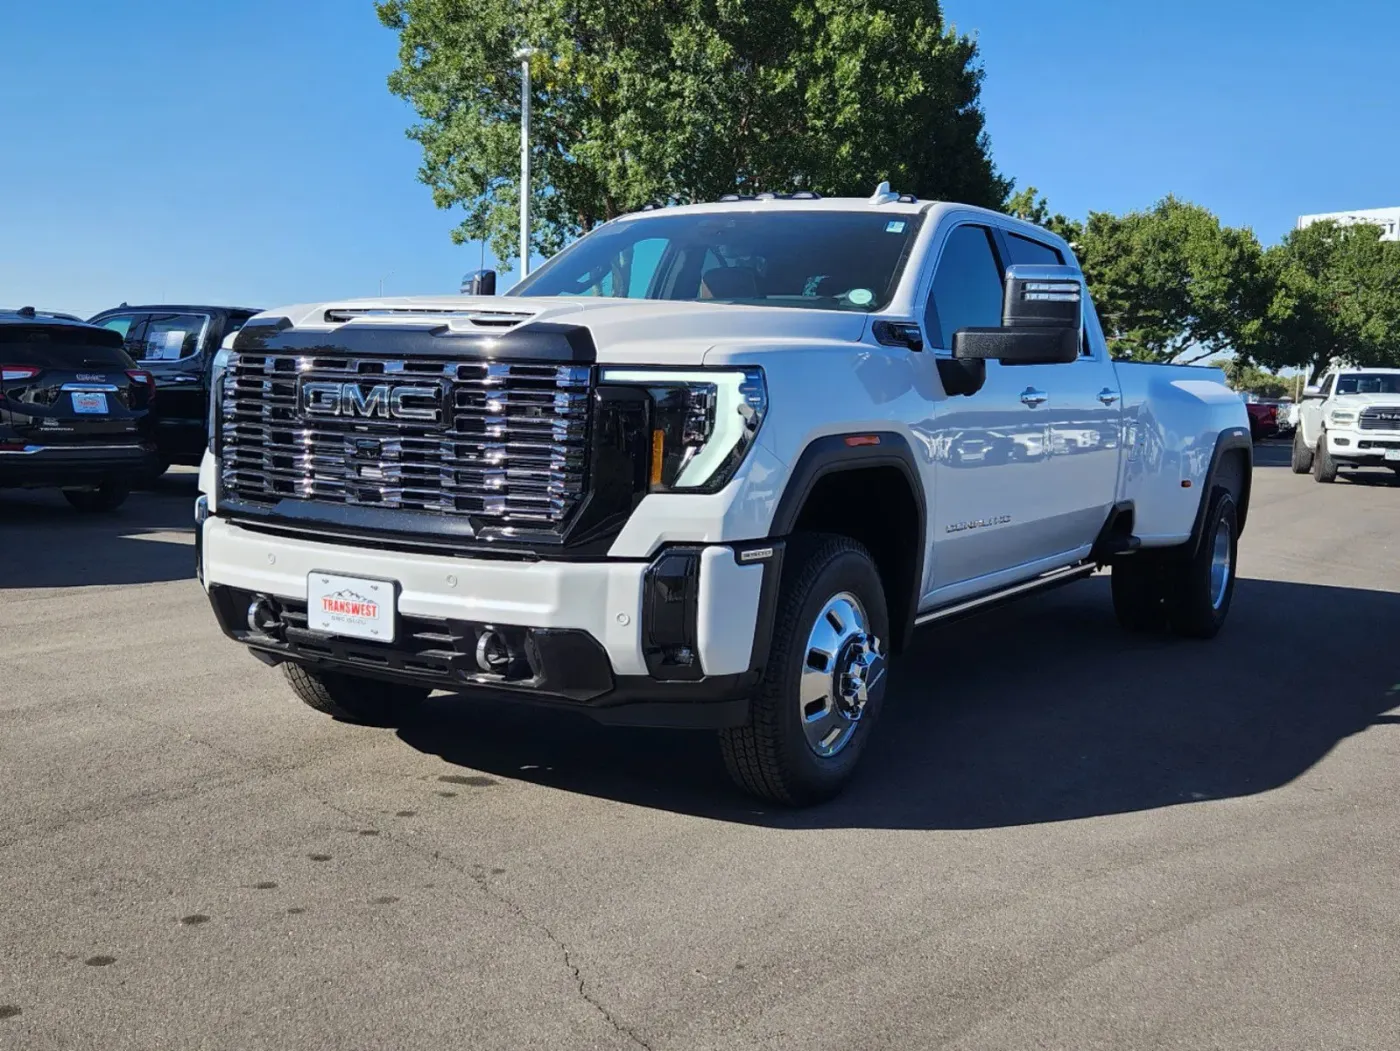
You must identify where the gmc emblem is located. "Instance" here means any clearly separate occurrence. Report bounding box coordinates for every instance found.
[300,381,442,422]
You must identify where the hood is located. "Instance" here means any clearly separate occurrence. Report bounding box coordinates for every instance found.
[257,295,871,365]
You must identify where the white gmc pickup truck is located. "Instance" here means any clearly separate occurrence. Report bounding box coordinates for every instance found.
[196,188,1251,805]
[1290,367,1400,482]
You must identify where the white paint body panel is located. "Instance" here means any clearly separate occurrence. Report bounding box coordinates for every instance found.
[206,197,1248,676]
[1297,369,1400,464]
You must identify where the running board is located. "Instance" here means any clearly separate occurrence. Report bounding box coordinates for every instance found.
[914,563,1098,628]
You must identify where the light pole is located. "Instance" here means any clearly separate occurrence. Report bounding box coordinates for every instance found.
[515,45,538,278]
[378,271,394,297]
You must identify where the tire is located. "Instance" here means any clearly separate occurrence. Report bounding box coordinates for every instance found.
[63,480,130,512]
[719,534,890,806]
[1165,490,1238,640]
[1110,553,1171,632]
[1290,428,1313,474]
[1312,434,1338,483]
[138,456,172,487]
[282,663,428,726]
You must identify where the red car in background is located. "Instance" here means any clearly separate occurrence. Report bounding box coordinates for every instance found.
[1244,399,1278,441]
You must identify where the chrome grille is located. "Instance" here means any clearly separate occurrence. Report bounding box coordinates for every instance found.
[219,353,591,532]
[1358,407,1400,431]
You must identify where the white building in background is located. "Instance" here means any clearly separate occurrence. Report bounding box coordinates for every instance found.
[1297,206,1400,241]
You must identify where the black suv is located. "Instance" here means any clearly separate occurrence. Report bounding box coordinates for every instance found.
[87,303,261,478]
[0,308,157,511]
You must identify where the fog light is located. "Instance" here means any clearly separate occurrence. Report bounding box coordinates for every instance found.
[247,596,282,636]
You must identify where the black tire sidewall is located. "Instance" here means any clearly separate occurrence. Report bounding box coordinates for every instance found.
[767,543,890,801]
[1170,492,1238,638]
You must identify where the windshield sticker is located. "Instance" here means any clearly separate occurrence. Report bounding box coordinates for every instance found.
[885,220,907,234]
[848,288,874,306]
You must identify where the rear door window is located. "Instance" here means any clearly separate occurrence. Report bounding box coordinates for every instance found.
[0,323,132,368]
[134,313,210,361]
[1005,233,1064,266]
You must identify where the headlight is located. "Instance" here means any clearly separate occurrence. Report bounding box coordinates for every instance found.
[208,346,233,452]
[598,368,767,492]
[1329,409,1356,425]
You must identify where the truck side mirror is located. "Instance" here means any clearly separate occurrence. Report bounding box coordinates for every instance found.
[1302,385,1323,399]
[952,264,1083,366]
[461,269,497,296]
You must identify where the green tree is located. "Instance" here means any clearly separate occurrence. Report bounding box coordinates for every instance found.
[1072,197,1266,364]
[1249,220,1400,380]
[377,0,1011,266]
[1222,358,1294,400]
[1004,185,1082,245]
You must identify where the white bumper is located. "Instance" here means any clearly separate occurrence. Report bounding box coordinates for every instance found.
[200,518,764,678]
[1326,428,1400,462]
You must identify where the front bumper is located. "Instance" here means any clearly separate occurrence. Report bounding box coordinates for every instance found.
[0,440,156,487]
[1325,429,1400,462]
[199,516,781,728]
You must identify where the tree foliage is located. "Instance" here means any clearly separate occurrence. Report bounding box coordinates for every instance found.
[1067,198,1265,364]
[377,0,1011,265]
[1249,220,1400,379]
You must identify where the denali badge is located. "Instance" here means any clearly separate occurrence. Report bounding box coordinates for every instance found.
[300,380,441,422]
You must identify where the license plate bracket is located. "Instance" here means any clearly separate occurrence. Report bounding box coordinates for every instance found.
[1384,449,1400,462]
[71,391,109,414]
[306,572,397,643]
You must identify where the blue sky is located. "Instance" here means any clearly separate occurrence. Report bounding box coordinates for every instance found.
[3,0,1397,318]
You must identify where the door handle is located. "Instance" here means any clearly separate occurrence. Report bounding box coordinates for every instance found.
[1020,388,1048,407]
[1097,387,1120,405]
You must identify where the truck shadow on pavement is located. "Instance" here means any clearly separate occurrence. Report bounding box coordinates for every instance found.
[399,575,1400,830]
[0,472,198,589]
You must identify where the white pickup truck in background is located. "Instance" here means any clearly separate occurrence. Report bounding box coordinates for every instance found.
[1291,367,1400,482]
[196,187,1251,805]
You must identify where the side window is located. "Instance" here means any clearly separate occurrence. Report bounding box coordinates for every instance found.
[1005,233,1064,266]
[95,313,148,359]
[1320,374,1335,398]
[135,313,210,361]
[925,225,1004,349]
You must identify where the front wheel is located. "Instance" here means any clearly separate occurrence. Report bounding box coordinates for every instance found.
[1313,435,1338,483]
[719,535,890,806]
[1290,428,1314,474]
[63,480,130,512]
[282,663,428,726]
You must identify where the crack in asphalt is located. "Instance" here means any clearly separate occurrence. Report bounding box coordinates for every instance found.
[466,866,655,1051]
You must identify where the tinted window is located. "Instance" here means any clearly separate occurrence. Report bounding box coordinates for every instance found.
[927,225,1004,348]
[1320,375,1335,397]
[512,211,923,312]
[94,313,147,358]
[1006,233,1063,266]
[0,323,133,367]
[1336,373,1400,395]
[134,313,209,360]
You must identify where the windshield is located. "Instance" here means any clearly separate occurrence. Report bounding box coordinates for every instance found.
[1336,373,1400,395]
[509,210,924,312]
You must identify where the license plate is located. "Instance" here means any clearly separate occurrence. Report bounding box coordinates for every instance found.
[307,572,396,643]
[1385,449,1400,462]
[71,391,108,414]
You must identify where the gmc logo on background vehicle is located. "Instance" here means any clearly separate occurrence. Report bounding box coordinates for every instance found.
[300,380,442,422]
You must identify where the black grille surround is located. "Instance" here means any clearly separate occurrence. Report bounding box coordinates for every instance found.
[1359,407,1400,431]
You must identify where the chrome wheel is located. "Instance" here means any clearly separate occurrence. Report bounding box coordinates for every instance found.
[1209,518,1232,610]
[798,591,886,758]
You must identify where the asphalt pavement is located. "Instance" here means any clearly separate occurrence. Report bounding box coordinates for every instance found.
[2,447,1398,1050]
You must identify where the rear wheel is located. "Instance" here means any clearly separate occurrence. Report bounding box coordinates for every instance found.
[1166,492,1238,639]
[138,456,172,487]
[63,480,130,512]
[719,534,889,806]
[1290,428,1313,474]
[282,663,428,726]
[1313,435,1338,483]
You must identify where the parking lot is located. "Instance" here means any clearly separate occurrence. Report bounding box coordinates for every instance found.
[2,444,1399,1050]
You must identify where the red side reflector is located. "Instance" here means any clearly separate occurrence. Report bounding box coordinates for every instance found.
[844,435,881,447]
[1181,480,1193,488]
